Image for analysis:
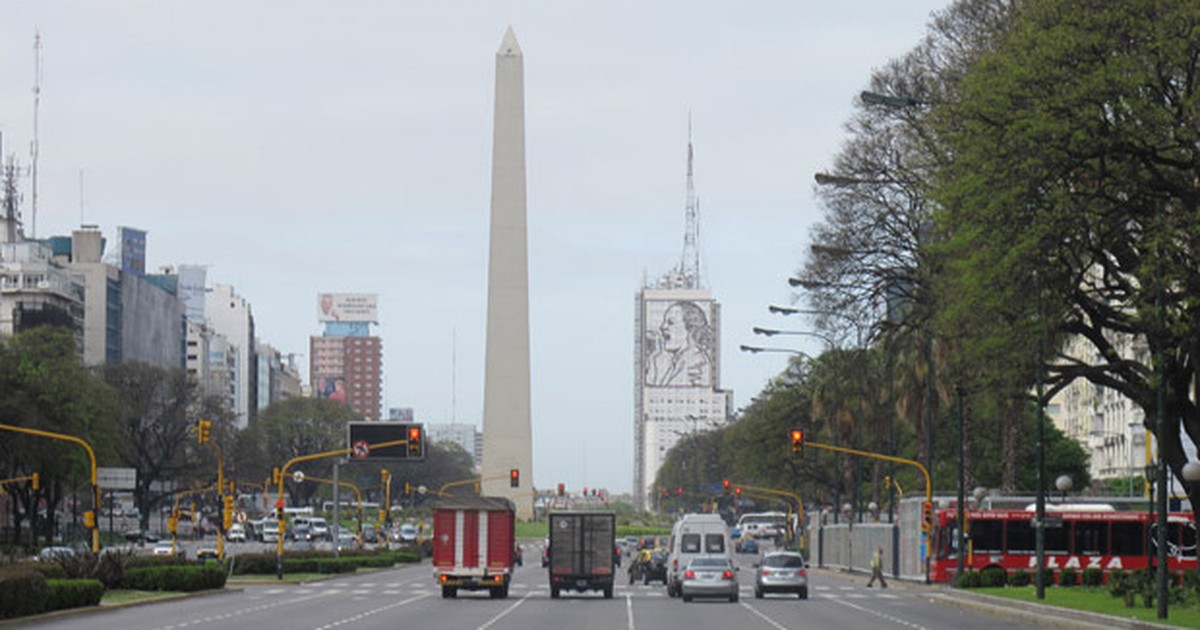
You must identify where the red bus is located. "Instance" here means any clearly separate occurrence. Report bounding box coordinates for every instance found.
[928,505,1197,583]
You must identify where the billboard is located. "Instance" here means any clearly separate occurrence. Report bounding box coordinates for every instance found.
[316,375,347,403]
[318,293,378,323]
[118,226,146,277]
[642,298,716,388]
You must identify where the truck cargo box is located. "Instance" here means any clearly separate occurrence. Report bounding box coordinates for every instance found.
[548,511,616,599]
[432,496,516,599]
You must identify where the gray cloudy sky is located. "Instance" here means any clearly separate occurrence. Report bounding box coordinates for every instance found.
[0,1,949,494]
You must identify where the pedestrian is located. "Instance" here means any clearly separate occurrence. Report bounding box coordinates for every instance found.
[867,546,887,588]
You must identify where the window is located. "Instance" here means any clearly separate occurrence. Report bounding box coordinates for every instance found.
[704,533,725,553]
[1110,522,1143,556]
[681,533,701,553]
[971,520,1003,553]
[1006,520,1035,554]
[1073,521,1107,555]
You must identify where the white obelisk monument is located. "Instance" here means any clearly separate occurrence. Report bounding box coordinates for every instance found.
[481,26,533,519]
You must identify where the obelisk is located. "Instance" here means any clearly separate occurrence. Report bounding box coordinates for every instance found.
[481,26,533,519]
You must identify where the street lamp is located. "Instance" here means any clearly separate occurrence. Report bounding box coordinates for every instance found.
[1055,475,1073,502]
[739,344,807,356]
[752,327,839,346]
[768,305,827,316]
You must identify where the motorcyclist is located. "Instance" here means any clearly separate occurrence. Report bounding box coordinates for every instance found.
[629,547,653,583]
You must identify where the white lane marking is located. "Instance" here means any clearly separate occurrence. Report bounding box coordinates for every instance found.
[831,596,930,630]
[150,591,331,630]
[477,591,533,630]
[738,602,789,630]
[626,593,636,630]
[312,592,431,630]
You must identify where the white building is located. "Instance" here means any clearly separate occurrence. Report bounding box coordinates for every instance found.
[206,284,256,428]
[427,422,483,470]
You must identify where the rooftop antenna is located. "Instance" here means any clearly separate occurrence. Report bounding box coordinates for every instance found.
[30,30,42,239]
[679,113,702,289]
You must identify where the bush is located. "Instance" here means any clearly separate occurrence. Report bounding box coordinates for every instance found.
[1108,570,1136,607]
[1035,567,1055,588]
[1081,568,1103,587]
[979,567,1007,588]
[120,563,226,592]
[44,579,104,612]
[1058,567,1078,587]
[0,569,48,619]
[1007,569,1031,587]
[953,571,982,588]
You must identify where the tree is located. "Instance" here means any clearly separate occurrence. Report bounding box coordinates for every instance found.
[0,327,118,545]
[97,362,211,532]
[932,0,1200,519]
[233,397,362,508]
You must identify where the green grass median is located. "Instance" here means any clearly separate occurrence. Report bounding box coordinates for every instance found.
[974,586,1200,628]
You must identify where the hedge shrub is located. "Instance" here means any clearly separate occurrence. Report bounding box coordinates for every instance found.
[1058,567,1078,587]
[1008,569,1031,587]
[979,567,1007,588]
[44,579,104,612]
[120,563,226,592]
[953,571,981,588]
[0,569,49,619]
[1081,568,1103,587]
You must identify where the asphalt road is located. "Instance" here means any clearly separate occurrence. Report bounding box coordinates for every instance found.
[21,545,1045,630]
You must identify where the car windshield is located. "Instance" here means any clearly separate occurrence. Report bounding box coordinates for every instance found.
[763,554,804,568]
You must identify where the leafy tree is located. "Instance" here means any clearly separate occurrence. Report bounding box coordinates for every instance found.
[232,397,360,508]
[932,0,1200,519]
[0,327,118,545]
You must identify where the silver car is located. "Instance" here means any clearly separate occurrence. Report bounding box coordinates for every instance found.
[754,551,808,599]
[680,556,739,603]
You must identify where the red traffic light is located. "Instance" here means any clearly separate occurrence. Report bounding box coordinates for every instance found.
[790,428,805,455]
[509,468,520,488]
[734,487,742,496]
[276,500,284,508]
[722,479,731,495]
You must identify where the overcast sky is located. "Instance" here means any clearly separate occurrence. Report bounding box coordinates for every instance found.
[0,1,950,494]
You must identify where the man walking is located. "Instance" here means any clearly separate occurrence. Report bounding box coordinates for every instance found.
[867,546,887,588]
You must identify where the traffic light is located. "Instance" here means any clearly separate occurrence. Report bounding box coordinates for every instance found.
[510,468,520,488]
[31,472,38,491]
[734,487,742,497]
[406,425,423,458]
[722,479,731,495]
[790,428,804,455]
[197,418,212,444]
[272,467,282,485]
[921,500,933,534]
[557,483,565,496]
[276,500,285,521]
[404,481,412,495]
[83,510,96,528]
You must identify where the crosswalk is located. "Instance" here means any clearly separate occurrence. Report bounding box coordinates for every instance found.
[255,582,900,601]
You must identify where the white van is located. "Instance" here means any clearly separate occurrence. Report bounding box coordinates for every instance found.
[666,513,732,597]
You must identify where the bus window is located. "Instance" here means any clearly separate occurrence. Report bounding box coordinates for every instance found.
[1073,521,1106,555]
[1045,523,1069,554]
[971,520,1003,553]
[1110,522,1143,556]
[1006,520,1035,554]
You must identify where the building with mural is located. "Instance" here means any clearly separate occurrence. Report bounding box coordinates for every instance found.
[310,293,382,421]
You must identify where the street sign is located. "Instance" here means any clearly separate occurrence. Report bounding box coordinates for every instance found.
[1043,517,1064,529]
[97,467,137,490]
[352,440,370,460]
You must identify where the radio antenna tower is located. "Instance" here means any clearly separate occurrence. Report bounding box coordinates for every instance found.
[678,115,702,289]
[30,30,42,239]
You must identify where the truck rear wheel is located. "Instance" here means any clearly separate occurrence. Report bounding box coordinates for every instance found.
[550,585,560,599]
[441,586,457,599]
[603,585,613,599]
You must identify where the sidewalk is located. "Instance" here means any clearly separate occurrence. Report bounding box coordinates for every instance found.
[808,567,1179,630]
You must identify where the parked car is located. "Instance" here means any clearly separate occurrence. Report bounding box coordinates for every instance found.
[226,523,247,543]
[36,546,76,562]
[754,550,808,599]
[680,556,739,603]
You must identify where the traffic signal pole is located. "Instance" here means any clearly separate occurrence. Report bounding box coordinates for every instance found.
[0,424,100,553]
[274,438,410,579]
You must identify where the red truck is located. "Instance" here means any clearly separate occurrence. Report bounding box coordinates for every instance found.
[432,496,517,599]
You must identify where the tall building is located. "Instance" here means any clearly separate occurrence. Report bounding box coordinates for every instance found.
[207,284,256,428]
[480,26,534,518]
[633,132,733,511]
[427,422,483,471]
[310,293,382,421]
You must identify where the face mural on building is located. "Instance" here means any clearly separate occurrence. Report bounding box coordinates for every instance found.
[644,300,714,388]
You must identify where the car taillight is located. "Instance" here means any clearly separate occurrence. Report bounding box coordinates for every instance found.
[722,570,734,580]
[800,569,807,577]
[760,569,770,576]
[684,570,695,579]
